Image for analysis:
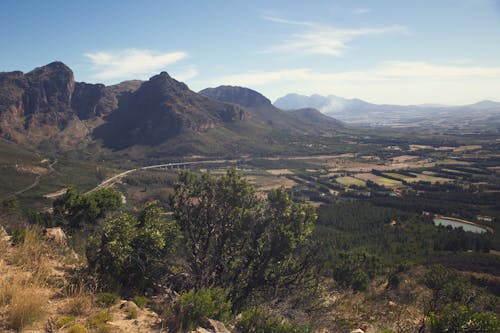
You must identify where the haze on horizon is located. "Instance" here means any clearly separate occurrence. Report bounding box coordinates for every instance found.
[1,0,499,105]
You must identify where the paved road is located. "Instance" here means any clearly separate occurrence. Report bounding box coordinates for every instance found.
[85,159,236,194]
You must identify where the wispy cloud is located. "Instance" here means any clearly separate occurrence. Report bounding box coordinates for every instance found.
[84,48,188,81]
[171,67,199,81]
[210,61,500,86]
[262,16,408,56]
[353,7,371,14]
[204,62,500,104]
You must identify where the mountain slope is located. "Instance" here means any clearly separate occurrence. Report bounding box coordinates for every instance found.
[288,108,344,128]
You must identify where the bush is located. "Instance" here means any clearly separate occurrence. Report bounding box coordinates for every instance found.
[96,292,119,308]
[170,287,232,331]
[236,307,312,333]
[57,315,76,328]
[69,323,88,333]
[87,310,113,332]
[427,306,500,333]
[86,201,181,291]
[133,295,148,309]
[126,309,138,319]
[67,294,92,316]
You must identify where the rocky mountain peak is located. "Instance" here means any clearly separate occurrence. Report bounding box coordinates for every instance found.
[23,61,75,112]
[147,71,189,92]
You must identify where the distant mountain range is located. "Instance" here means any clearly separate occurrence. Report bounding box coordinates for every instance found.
[274,93,500,128]
[0,62,342,156]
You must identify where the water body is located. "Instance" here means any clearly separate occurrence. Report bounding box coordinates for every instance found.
[433,218,486,234]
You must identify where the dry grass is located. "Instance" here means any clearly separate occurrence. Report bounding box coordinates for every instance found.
[12,227,53,287]
[66,281,93,316]
[5,283,47,330]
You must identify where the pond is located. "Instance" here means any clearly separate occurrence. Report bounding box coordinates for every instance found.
[433,218,487,234]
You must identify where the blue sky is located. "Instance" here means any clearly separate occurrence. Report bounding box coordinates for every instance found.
[1,0,499,104]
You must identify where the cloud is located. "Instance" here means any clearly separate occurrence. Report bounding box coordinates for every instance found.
[204,61,500,104]
[84,48,188,81]
[262,16,408,56]
[210,62,500,86]
[171,67,199,81]
[353,7,371,14]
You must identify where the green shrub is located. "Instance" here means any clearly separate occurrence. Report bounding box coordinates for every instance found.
[68,323,88,333]
[127,309,138,319]
[427,306,500,333]
[236,307,312,333]
[172,287,232,330]
[57,315,76,328]
[133,295,148,309]
[96,292,119,308]
[87,310,113,327]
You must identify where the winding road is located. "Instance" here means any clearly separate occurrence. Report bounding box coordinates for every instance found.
[85,159,237,194]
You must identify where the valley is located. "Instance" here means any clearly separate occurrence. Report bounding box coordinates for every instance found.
[0,62,499,333]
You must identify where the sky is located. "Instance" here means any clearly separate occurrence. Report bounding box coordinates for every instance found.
[1,0,500,105]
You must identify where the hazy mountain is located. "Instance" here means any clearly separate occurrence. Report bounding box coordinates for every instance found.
[288,108,344,129]
[200,86,343,133]
[274,93,500,128]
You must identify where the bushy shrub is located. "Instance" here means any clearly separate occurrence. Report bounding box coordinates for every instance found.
[68,323,88,333]
[126,309,138,319]
[236,307,312,333]
[57,315,76,328]
[171,287,232,330]
[87,310,113,332]
[427,306,500,333]
[87,201,181,291]
[133,295,148,309]
[96,292,119,308]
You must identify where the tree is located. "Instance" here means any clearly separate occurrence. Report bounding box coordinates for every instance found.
[171,169,317,308]
[53,187,122,228]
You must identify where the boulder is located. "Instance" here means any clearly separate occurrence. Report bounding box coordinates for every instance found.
[45,227,67,246]
[207,319,231,333]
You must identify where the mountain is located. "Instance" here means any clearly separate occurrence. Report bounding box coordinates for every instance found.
[199,86,343,133]
[0,63,302,157]
[93,73,246,150]
[288,108,343,128]
[198,85,271,108]
[274,93,500,128]
[0,62,76,144]
[0,63,253,153]
[0,62,144,148]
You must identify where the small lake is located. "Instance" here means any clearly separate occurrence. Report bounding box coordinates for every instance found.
[433,218,486,234]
